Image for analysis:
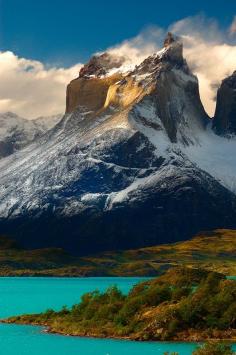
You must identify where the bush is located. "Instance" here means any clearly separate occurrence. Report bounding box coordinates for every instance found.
[192,342,235,355]
[144,284,172,306]
[115,296,143,326]
[8,267,236,342]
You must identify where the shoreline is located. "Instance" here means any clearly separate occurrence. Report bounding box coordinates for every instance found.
[2,267,235,345]
[2,319,236,343]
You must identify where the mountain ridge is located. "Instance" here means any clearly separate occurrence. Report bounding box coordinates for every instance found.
[0,112,62,158]
[0,229,234,276]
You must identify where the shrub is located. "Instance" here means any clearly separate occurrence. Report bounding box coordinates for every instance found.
[192,342,235,355]
[144,284,172,306]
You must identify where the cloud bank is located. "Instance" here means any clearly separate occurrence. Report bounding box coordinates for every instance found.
[107,26,164,67]
[0,51,82,118]
[0,15,236,118]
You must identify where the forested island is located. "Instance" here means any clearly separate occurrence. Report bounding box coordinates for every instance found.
[4,267,236,343]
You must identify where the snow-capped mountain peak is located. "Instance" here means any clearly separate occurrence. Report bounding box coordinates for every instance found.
[0,33,235,255]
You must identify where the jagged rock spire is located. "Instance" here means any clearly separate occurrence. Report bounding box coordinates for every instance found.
[213,71,236,136]
[162,32,183,65]
[164,32,177,47]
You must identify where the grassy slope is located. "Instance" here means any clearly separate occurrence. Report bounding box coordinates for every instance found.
[4,267,236,342]
[83,229,236,276]
[0,229,235,276]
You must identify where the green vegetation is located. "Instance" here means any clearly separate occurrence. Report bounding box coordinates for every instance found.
[0,229,235,276]
[163,341,236,354]
[4,267,236,342]
[192,341,235,354]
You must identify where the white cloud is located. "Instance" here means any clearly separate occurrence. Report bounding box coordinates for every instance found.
[0,51,82,118]
[107,26,164,67]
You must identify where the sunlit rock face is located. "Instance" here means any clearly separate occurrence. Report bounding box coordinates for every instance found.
[0,34,236,255]
[213,71,236,136]
[66,33,209,145]
[66,52,125,113]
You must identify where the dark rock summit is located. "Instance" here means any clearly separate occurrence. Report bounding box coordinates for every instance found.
[213,71,236,136]
[79,52,125,78]
[163,32,184,65]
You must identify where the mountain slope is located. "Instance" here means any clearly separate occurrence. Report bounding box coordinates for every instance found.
[0,112,62,158]
[0,34,235,254]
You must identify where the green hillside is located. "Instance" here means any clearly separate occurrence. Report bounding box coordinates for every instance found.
[0,229,235,276]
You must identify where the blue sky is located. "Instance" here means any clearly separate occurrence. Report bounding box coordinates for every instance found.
[0,0,235,66]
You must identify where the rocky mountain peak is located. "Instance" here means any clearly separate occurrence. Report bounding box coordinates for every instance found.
[66,32,208,145]
[162,32,183,65]
[128,32,185,84]
[79,52,125,78]
[127,33,208,144]
[163,32,176,47]
[213,70,236,136]
[224,70,236,85]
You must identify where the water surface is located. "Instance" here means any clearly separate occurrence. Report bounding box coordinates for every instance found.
[0,277,235,355]
[0,277,149,317]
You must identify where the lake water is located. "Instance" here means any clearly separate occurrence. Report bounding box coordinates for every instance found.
[0,277,235,355]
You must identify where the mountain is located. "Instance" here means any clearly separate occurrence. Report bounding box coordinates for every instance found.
[34,114,63,131]
[0,112,62,158]
[0,33,236,254]
[213,70,236,136]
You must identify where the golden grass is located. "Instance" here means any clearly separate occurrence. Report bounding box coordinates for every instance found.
[0,229,235,276]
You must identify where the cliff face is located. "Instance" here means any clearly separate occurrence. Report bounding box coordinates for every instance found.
[66,52,125,113]
[213,71,236,136]
[66,73,122,113]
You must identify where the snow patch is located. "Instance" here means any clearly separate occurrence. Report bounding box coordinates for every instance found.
[183,129,236,193]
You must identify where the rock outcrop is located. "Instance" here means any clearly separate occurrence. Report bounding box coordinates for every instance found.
[79,52,125,78]
[213,71,236,136]
[66,52,125,113]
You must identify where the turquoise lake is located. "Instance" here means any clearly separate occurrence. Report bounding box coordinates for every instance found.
[0,277,235,355]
